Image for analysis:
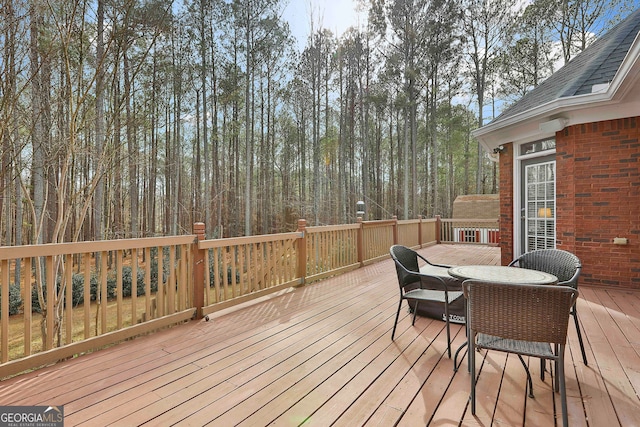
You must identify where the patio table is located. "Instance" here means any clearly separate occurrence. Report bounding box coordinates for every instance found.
[448,265,558,285]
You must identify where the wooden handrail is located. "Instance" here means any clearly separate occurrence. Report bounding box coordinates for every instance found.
[0,235,196,259]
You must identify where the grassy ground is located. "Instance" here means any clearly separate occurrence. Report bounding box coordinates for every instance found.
[6,297,151,361]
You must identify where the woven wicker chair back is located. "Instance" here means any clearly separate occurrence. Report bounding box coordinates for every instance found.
[515,249,581,286]
[464,280,578,344]
[390,245,421,288]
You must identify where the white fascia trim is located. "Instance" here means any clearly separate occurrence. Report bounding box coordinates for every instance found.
[474,91,615,151]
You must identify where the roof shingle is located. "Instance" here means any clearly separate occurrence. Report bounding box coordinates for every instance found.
[495,9,640,122]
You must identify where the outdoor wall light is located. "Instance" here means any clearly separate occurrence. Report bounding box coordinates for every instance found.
[493,145,505,154]
[539,117,568,133]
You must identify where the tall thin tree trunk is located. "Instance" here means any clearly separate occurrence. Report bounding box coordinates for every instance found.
[199,0,208,226]
[94,0,105,241]
[244,6,252,235]
[149,55,159,234]
[30,2,46,244]
[209,26,220,237]
[124,51,139,237]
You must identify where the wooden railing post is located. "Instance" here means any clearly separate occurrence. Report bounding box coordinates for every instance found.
[435,215,442,244]
[297,219,307,285]
[192,222,206,319]
[418,215,423,247]
[357,217,364,267]
[392,215,399,244]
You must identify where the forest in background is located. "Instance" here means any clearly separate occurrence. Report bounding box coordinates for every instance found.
[0,0,634,245]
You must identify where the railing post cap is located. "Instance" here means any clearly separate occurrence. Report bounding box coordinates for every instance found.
[193,222,206,236]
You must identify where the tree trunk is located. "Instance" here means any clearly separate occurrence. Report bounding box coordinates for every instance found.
[124,50,139,238]
[94,0,105,241]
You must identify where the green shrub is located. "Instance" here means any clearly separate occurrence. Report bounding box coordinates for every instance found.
[0,283,23,316]
[104,273,118,300]
[28,257,165,313]
[31,273,98,313]
[31,284,43,313]
[121,266,147,297]
[208,254,240,287]
[67,273,92,306]
[149,259,164,290]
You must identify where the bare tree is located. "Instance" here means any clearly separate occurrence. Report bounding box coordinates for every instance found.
[462,0,512,193]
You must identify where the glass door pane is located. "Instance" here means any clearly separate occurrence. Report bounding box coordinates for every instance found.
[524,161,556,251]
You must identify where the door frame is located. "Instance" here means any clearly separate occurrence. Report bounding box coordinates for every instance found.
[513,146,557,257]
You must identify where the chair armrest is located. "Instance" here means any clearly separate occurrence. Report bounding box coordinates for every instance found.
[559,265,581,288]
[393,258,448,290]
[416,252,451,269]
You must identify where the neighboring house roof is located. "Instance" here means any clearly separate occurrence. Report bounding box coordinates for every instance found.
[452,194,499,219]
[474,8,640,154]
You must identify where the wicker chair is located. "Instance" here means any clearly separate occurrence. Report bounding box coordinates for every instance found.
[463,280,578,427]
[389,245,463,358]
[509,249,587,365]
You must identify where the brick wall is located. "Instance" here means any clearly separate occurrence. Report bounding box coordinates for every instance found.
[557,117,640,288]
[498,117,639,288]
[499,144,514,266]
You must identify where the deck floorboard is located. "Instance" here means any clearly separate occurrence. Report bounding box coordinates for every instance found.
[1,244,638,426]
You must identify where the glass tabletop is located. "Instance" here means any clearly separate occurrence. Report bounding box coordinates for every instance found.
[447,265,558,285]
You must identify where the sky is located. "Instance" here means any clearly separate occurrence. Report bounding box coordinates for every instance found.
[282,0,366,51]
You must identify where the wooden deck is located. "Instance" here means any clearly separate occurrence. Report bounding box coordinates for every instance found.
[1,244,639,426]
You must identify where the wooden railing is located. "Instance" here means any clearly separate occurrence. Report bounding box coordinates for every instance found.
[440,218,500,245]
[0,236,196,378]
[0,216,495,378]
[304,223,359,282]
[198,230,304,318]
[361,219,397,263]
